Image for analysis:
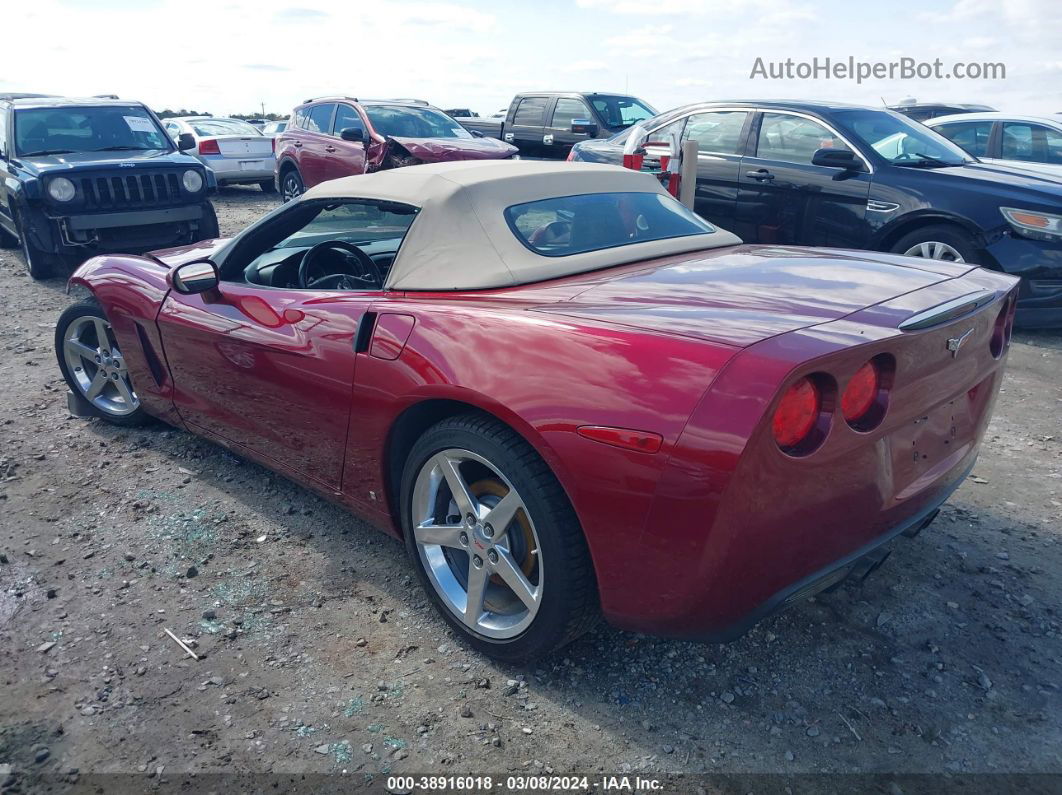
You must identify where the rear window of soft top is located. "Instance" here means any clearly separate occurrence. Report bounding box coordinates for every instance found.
[504,191,715,257]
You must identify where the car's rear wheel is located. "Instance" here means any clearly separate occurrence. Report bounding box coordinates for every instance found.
[55,298,150,426]
[14,209,53,280]
[401,414,598,662]
[891,224,978,263]
[258,179,277,193]
[280,168,303,202]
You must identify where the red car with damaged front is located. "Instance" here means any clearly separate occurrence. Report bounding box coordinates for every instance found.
[55,161,1018,661]
[274,97,518,202]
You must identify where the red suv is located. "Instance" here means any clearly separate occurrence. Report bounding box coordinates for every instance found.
[274,97,519,200]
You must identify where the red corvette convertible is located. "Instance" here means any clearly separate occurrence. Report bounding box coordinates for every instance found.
[55,161,1018,660]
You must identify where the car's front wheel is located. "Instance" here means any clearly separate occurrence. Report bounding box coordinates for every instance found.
[55,298,150,426]
[280,168,303,202]
[401,414,598,662]
[891,224,978,264]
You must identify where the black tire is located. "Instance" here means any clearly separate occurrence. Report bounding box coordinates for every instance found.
[198,201,220,240]
[54,297,151,427]
[889,224,979,264]
[280,167,303,203]
[14,208,53,280]
[401,413,599,662]
[0,211,17,249]
[259,179,277,193]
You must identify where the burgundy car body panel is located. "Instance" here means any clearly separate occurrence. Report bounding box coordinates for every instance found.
[157,284,376,490]
[534,245,975,348]
[385,136,518,163]
[67,240,1020,641]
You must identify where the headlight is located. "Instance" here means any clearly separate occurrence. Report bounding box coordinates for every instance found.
[1000,207,1062,241]
[182,169,204,192]
[47,177,76,202]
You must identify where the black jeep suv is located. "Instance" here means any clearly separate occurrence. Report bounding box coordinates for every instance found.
[0,95,219,279]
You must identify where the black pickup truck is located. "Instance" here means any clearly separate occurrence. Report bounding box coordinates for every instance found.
[456,92,656,159]
[0,94,218,279]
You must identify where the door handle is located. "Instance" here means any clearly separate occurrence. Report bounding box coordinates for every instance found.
[325,145,336,153]
[746,169,774,181]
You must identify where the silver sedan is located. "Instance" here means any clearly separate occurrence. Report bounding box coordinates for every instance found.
[162,116,276,192]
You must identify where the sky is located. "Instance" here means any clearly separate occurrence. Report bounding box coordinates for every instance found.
[4,0,1059,118]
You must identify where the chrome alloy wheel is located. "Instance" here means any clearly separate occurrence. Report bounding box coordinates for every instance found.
[412,448,543,639]
[903,240,966,262]
[61,315,140,416]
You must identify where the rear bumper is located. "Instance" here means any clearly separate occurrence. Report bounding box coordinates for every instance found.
[195,153,275,183]
[700,461,969,642]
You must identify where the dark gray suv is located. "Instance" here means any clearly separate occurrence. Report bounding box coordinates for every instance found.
[0,94,218,278]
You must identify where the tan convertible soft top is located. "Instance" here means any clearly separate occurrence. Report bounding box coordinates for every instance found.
[303,160,740,291]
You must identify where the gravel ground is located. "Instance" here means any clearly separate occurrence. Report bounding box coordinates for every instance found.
[1,186,1060,792]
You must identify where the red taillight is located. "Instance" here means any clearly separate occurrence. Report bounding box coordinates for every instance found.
[198,138,221,155]
[841,361,879,422]
[772,377,820,449]
[990,297,1014,358]
[271,137,276,153]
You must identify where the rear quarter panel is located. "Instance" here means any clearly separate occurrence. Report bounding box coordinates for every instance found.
[623,268,1020,637]
[343,298,739,560]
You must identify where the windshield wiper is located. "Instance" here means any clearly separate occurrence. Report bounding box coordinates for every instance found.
[93,145,155,151]
[895,152,959,168]
[18,149,75,157]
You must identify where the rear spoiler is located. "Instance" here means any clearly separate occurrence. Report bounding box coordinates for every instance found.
[898,289,998,331]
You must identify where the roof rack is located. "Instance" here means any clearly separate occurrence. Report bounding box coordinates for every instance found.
[93,94,120,99]
[0,93,55,101]
[302,95,359,104]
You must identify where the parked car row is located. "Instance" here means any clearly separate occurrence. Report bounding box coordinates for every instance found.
[2,89,1060,328]
[570,100,1062,328]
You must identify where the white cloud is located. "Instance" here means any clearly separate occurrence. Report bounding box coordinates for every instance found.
[3,0,1057,118]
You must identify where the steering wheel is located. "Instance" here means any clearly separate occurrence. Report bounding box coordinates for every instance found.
[296,240,384,290]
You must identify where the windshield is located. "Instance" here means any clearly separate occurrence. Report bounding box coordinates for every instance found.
[505,191,714,257]
[363,105,472,139]
[837,109,973,166]
[189,118,262,137]
[589,96,657,129]
[14,105,170,156]
[276,201,419,249]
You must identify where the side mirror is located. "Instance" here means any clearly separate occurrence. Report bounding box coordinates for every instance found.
[470,129,485,138]
[170,260,219,294]
[571,118,599,136]
[340,127,368,144]
[177,132,196,151]
[811,147,863,171]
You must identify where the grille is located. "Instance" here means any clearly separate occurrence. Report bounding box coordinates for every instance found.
[75,171,185,210]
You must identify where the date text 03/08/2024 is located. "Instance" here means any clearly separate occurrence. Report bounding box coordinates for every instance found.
[385,775,665,791]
